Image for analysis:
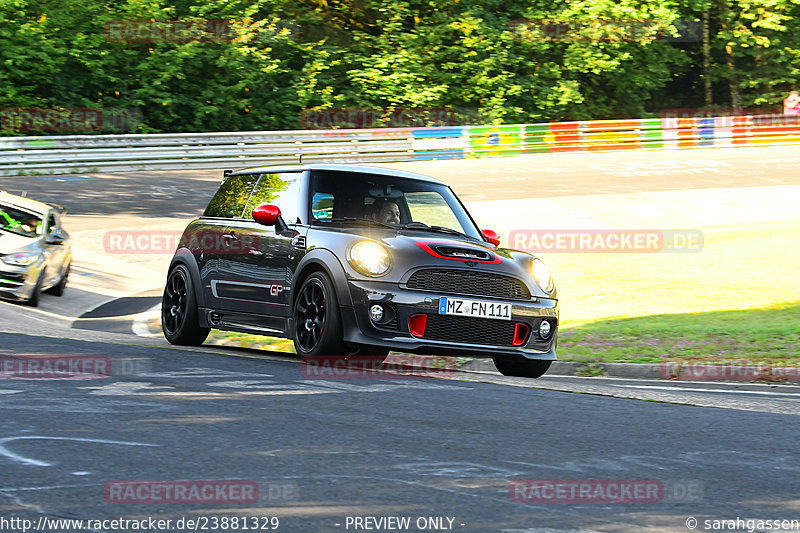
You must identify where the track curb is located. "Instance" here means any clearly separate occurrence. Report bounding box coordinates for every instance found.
[454,359,800,382]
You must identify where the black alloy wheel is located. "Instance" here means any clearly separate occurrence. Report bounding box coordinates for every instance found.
[293,272,346,356]
[162,265,209,345]
[294,275,327,353]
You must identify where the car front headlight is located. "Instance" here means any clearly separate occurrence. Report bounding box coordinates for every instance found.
[531,257,555,295]
[2,252,40,266]
[349,240,391,276]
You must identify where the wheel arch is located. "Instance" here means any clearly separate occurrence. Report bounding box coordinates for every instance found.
[167,249,206,308]
[291,248,353,311]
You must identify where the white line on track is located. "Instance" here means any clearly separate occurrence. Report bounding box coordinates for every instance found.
[619,384,800,397]
[132,303,161,337]
[0,436,157,467]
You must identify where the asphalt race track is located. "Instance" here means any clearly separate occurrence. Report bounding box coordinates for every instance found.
[1,144,799,532]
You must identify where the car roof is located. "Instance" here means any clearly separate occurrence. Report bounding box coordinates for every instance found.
[228,164,447,186]
[0,190,53,216]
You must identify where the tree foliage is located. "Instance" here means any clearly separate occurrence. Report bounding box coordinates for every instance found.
[0,0,797,134]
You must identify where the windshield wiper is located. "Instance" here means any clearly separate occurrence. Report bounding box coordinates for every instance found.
[401,223,475,241]
[321,217,397,230]
[400,221,429,229]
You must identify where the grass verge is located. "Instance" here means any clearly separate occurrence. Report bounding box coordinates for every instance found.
[558,302,800,364]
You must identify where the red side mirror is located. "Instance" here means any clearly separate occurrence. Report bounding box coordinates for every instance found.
[252,204,281,226]
[481,229,501,247]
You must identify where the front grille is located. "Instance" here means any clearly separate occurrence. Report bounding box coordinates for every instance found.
[406,269,531,300]
[0,272,25,288]
[421,314,517,346]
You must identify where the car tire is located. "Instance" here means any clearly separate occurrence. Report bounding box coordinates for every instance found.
[493,356,552,379]
[24,271,45,307]
[293,272,347,357]
[45,263,70,296]
[162,264,210,346]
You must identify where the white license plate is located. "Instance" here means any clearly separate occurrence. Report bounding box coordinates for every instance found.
[438,297,511,320]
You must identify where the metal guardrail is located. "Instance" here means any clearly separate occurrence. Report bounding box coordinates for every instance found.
[2,114,799,176]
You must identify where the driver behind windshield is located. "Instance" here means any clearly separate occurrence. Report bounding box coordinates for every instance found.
[370,198,400,225]
[20,216,40,235]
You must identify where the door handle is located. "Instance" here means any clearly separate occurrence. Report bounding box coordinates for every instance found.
[222,232,240,246]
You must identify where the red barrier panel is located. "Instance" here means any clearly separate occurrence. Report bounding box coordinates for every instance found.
[549,122,581,152]
[731,116,750,145]
[676,117,696,148]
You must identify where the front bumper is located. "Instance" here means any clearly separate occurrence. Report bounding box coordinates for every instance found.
[0,264,38,301]
[341,279,558,360]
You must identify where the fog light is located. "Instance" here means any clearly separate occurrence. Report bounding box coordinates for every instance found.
[539,320,552,338]
[370,305,384,322]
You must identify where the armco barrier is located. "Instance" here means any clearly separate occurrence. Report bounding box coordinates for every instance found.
[1,113,799,176]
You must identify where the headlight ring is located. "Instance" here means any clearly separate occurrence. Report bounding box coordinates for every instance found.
[531,257,555,294]
[348,240,391,277]
[1,252,40,267]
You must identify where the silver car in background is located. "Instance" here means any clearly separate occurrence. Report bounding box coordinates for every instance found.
[0,191,71,307]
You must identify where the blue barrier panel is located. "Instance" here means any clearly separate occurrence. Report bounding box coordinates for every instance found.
[412,150,465,160]
[698,117,715,146]
[412,127,466,160]
[412,127,464,138]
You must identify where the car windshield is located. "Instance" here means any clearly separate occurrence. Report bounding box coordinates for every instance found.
[0,203,43,238]
[310,171,482,240]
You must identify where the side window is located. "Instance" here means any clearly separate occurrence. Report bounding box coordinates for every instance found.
[243,173,303,224]
[203,174,261,218]
[46,214,57,234]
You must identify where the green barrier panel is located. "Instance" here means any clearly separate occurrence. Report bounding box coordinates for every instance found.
[523,123,551,153]
[638,118,663,149]
[468,125,524,157]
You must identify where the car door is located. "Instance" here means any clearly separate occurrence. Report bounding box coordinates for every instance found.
[195,173,261,310]
[213,172,305,322]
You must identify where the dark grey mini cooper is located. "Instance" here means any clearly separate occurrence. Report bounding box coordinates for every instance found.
[162,164,558,378]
